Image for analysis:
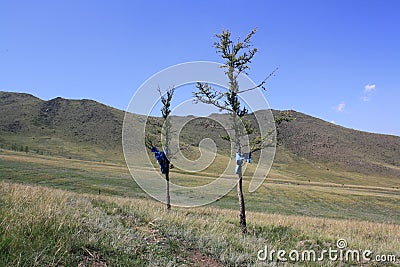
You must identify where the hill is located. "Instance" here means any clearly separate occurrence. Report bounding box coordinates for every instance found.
[0,91,124,162]
[0,91,399,179]
[276,111,400,177]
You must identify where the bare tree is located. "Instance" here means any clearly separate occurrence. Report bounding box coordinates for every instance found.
[146,87,175,210]
[193,28,277,233]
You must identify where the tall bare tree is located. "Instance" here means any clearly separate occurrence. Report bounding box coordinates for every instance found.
[193,28,277,233]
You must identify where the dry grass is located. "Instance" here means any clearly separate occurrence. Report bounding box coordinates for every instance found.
[1,181,398,266]
[248,212,400,253]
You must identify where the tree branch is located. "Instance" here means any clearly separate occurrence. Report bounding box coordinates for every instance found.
[193,82,233,112]
[237,66,279,94]
[249,129,276,152]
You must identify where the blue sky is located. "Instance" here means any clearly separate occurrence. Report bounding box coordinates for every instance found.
[1,0,399,136]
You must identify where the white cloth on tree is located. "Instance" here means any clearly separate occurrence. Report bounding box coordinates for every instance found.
[235,152,245,174]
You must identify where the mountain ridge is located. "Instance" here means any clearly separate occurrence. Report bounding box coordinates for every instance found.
[1,91,399,178]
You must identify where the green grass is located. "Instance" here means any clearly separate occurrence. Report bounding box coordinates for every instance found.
[1,148,399,224]
[0,133,125,164]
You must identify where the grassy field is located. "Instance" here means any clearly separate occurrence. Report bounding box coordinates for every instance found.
[1,148,398,222]
[1,182,399,266]
[0,148,399,266]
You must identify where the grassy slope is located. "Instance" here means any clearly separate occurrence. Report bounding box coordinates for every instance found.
[1,182,399,266]
[1,149,399,224]
[275,110,400,177]
[0,91,125,163]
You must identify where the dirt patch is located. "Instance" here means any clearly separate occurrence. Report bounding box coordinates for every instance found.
[188,251,224,267]
[78,249,107,267]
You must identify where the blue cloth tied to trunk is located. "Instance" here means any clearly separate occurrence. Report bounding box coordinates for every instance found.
[246,152,252,163]
[151,146,169,174]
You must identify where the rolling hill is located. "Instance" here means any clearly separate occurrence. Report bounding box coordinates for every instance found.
[1,91,399,179]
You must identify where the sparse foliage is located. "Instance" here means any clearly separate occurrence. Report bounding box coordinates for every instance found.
[159,87,174,160]
[146,87,175,210]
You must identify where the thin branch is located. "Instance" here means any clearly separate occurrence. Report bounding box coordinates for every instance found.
[237,66,279,94]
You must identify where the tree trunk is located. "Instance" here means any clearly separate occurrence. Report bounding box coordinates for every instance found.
[166,169,171,210]
[237,170,247,234]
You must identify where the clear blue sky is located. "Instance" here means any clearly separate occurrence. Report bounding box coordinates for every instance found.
[1,0,399,136]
